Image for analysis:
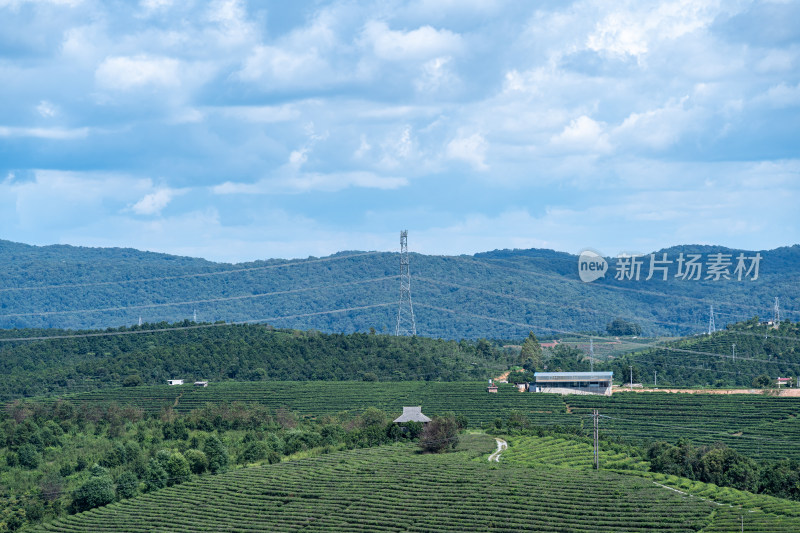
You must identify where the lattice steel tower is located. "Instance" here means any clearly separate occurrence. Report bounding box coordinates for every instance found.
[395,230,416,336]
[708,304,716,334]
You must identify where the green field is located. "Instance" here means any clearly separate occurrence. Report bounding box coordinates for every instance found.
[32,435,718,533]
[48,381,800,462]
[29,433,800,533]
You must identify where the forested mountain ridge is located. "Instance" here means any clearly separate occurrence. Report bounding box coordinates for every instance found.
[0,239,798,339]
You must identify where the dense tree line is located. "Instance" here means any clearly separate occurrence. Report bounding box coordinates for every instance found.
[0,323,513,401]
[508,319,800,388]
[0,400,459,531]
[608,319,800,387]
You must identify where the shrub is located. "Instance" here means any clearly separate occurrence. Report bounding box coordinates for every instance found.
[239,441,269,463]
[419,415,459,453]
[143,458,168,492]
[116,471,139,500]
[203,435,229,473]
[122,375,142,387]
[17,444,40,469]
[71,474,115,513]
[166,452,191,486]
[184,449,208,474]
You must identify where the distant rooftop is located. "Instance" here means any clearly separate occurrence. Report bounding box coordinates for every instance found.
[535,372,613,382]
[393,406,431,423]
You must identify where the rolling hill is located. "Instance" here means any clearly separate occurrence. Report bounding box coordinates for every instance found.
[1,239,798,339]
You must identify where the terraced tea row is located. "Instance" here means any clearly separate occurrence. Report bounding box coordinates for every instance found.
[502,435,649,471]
[33,436,716,533]
[54,383,800,460]
[62,381,578,427]
[565,393,800,460]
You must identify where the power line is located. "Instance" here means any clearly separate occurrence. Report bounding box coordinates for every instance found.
[463,257,799,316]
[598,414,800,444]
[413,302,800,369]
[0,303,395,343]
[415,276,799,341]
[0,251,383,293]
[0,276,398,318]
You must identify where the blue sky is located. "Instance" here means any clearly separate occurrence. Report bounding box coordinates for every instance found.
[1,0,798,263]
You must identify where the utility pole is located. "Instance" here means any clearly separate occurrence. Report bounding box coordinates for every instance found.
[708,305,716,334]
[654,370,657,388]
[589,338,594,372]
[630,365,633,390]
[732,343,736,362]
[138,316,142,327]
[593,409,599,470]
[193,309,197,322]
[773,297,780,326]
[395,230,416,336]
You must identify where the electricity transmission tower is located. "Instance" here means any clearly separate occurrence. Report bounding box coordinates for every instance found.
[592,409,600,470]
[395,230,416,336]
[589,338,594,372]
[708,305,716,334]
[773,297,780,325]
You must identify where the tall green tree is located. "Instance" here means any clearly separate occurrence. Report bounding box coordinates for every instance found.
[519,331,543,368]
[419,415,459,453]
[70,472,115,513]
[203,435,229,473]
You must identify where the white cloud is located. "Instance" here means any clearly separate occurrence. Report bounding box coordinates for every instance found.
[362,21,463,61]
[238,45,330,86]
[289,149,308,166]
[0,126,88,139]
[95,55,181,90]
[550,115,611,153]
[131,188,179,215]
[354,135,371,158]
[611,96,698,150]
[1,170,152,231]
[204,0,259,49]
[379,126,416,168]
[0,0,84,7]
[139,0,172,14]
[446,132,488,170]
[36,100,58,117]
[212,171,407,195]
[213,104,300,123]
[757,82,800,109]
[586,1,718,59]
[414,56,459,94]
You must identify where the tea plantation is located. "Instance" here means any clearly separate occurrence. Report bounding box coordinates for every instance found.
[33,435,717,533]
[55,381,800,461]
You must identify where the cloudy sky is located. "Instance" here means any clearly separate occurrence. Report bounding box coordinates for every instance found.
[1,0,798,263]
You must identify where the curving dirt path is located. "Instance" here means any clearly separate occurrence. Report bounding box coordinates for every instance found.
[488,438,507,462]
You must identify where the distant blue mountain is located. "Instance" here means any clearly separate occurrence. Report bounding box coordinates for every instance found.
[0,239,797,339]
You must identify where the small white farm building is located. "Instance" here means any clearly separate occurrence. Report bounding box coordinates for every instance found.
[393,406,432,424]
[167,379,184,386]
[532,371,613,396]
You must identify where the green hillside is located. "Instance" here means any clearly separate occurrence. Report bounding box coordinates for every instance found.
[1,239,797,339]
[7,383,800,531]
[47,380,800,462]
[0,325,510,401]
[30,436,716,533]
[607,319,800,387]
